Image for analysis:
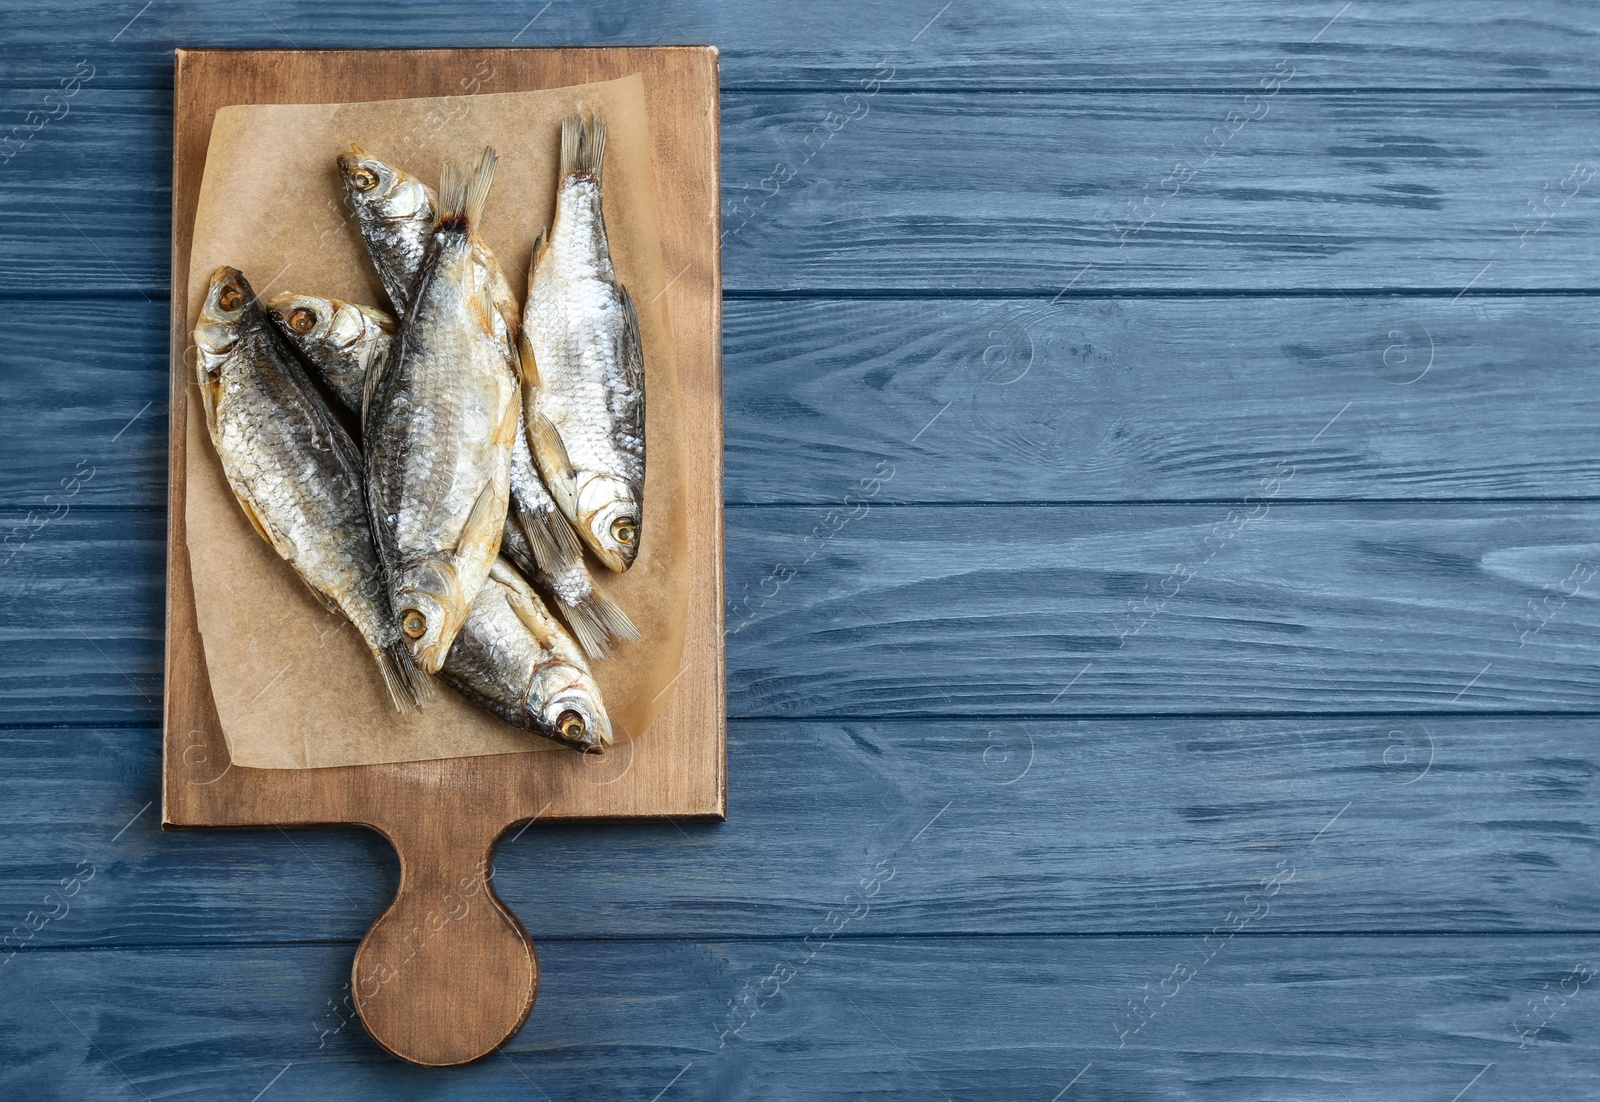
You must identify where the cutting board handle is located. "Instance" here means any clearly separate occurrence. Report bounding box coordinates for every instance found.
[352,820,538,1065]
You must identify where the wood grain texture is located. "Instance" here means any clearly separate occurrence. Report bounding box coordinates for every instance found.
[7,294,1600,510]
[726,502,1600,716]
[1,0,1596,1092]
[8,504,1600,724]
[7,936,1600,1101]
[8,92,1600,293]
[3,717,1596,945]
[724,295,1600,502]
[1,1,1597,90]
[164,47,723,1066]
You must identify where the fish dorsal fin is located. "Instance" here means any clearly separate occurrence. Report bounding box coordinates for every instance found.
[527,229,552,285]
[456,475,508,564]
[615,283,646,399]
[530,412,577,514]
[491,559,554,648]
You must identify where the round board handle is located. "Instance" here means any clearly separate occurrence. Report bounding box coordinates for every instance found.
[352,821,537,1065]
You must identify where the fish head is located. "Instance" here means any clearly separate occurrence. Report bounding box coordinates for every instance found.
[529,663,612,752]
[266,293,362,357]
[392,559,470,675]
[194,267,256,423]
[338,147,433,227]
[576,476,641,572]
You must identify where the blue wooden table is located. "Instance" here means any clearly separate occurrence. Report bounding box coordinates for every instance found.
[3,2,1599,1099]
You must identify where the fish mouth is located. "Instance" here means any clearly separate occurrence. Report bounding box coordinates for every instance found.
[588,543,631,574]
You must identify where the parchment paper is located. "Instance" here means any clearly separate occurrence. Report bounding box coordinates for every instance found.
[184,75,688,770]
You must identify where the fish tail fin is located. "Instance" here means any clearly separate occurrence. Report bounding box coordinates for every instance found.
[438,146,498,231]
[377,639,432,712]
[560,114,606,180]
[519,509,575,576]
[561,586,640,660]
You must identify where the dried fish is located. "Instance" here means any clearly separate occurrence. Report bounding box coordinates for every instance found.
[337,147,437,317]
[442,559,613,752]
[363,148,519,674]
[271,293,638,658]
[192,266,428,711]
[521,114,646,573]
[338,146,518,333]
[266,293,392,412]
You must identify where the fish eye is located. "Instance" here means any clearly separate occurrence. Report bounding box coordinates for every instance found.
[610,518,637,545]
[401,609,427,639]
[218,286,244,312]
[288,307,317,334]
[351,167,379,191]
[557,710,586,742]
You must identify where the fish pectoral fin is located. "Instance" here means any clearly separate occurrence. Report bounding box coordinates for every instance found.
[517,332,541,390]
[492,564,555,649]
[487,258,522,353]
[233,492,284,553]
[530,412,578,515]
[495,392,521,449]
[456,476,508,566]
[360,337,390,430]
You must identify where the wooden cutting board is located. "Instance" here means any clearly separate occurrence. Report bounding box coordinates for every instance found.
[163,47,723,1067]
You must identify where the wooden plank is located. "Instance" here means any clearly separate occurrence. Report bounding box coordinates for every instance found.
[6,294,1600,510]
[724,294,1600,502]
[7,504,1600,724]
[6,936,1600,1098]
[7,93,1600,294]
[163,47,723,1067]
[724,502,1600,716]
[3,717,1597,946]
[1,1,1597,91]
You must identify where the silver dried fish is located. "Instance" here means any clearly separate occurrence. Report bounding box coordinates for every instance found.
[442,559,613,752]
[193,267,428,712]
[266,293,392,411]
[338,146,518,332]
[521,114,646,573]
[363,149,519,674]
